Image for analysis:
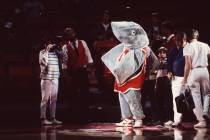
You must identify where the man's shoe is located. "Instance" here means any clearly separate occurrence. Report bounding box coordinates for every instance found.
[41,119,53,125]
[51,119,63,125]
[115,119,134,127]
[164,120,174,126]
[194,121,207,128]
[133,120,143,128]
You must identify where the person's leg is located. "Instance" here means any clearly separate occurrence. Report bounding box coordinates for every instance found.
[188,69,206,127]
[40,80,51,119]
[116,93,133,126]
[50,79,62,124]
[171,76,183,124]
[124,90,145,127]
[163,77,174,126]
[78,68,91,106]
[40,80,53,125]
[200,68,210,118]
[203,94,210,115]
[191,84,205,121]
[149,79,157,123]
[155,78,164,124]
[164,78,174,122]
[118,93,132,119]
[50,79,58,119]
[125,90,145,120]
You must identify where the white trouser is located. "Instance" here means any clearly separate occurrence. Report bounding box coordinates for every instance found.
[188,67,210,122]
[40,79,59,119]
[119,90,145,120]
[172,76,183,122]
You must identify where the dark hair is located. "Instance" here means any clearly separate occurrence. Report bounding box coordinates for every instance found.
[161,20,175,33]
[63,26,76,40]
[64,27,74,34]
[175,31,187,40]
[189,29,199,39]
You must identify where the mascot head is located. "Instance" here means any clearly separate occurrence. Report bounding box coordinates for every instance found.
[111,21,149,49]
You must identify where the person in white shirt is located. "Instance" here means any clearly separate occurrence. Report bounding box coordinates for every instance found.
[182,29,210,128]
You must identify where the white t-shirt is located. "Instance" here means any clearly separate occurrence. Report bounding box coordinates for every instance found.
[183,40,210,68]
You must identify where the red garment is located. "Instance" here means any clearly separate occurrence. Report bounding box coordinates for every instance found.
[114,48,147,94]
[67,40,89,71]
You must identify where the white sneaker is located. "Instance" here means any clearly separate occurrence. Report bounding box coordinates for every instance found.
[115,119,134,127]
[51,119,63,125]
[133,120,143,128]
[164,120,174,126]
[194,121,207,128]
[41,119,53,125]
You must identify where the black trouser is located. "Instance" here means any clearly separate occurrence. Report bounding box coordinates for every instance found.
[71,68,91,107]
[155,77,173,122]
[141,79,156,122]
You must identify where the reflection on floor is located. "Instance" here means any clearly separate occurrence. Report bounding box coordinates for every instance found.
[0,123,210,140]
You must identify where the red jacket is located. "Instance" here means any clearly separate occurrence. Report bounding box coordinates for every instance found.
[66,40,89,71]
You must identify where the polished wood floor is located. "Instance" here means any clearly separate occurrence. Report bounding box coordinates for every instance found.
[0,123,209,140]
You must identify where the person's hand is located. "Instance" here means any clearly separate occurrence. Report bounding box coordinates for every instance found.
[167,72,173,80]
[181,79,187,86]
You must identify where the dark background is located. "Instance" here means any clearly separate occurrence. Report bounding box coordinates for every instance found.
[0,0,209,126]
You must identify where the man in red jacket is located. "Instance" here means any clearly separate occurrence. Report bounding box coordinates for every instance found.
[63,27,94,109]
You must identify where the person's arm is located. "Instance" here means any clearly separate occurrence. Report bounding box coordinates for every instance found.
[207,44,210,59]
[59,45,68,65]
[182,55,192,85]
[39,50,48,66]
[81,40,93,64]
[167,48,175,79]
[39,44,54,66]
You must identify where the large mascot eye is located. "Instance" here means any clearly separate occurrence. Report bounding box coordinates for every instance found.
[131,30,136,36]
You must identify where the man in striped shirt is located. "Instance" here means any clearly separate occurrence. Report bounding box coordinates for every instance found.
[39,35,67,125]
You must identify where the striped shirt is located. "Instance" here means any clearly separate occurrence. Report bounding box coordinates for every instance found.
[40,51,60,80]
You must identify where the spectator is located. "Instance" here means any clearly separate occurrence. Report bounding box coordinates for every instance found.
[39,34,67,125]
[154,47,171,125]
[161,20,176,52]
[92,10,113,41]
[148,12,163,55]
[165,32,188,127]
[62,27,94,109]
